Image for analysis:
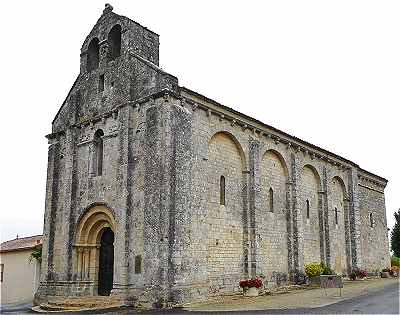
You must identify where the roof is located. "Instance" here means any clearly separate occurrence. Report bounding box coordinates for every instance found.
[180,86,388,184]
[0,235,43,253]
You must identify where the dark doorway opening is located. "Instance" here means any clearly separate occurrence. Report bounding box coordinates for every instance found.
[98,228,114,296]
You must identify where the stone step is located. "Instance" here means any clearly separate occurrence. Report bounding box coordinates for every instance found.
[33,297,123,313]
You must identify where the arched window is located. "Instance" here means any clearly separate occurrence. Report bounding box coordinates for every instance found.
[369,213,374,228]
[335,207,338,225]
[108,24,122,62]
[87,38,100,72]
[94,129,104,176]
[220,176,225,205]
[306,199,310,219]
[269,187,274,212]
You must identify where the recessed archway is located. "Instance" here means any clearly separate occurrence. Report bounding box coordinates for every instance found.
[75,204,115,296]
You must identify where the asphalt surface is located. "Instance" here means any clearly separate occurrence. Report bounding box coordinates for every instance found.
[2,281,398,315]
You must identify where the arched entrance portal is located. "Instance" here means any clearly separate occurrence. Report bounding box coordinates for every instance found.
[75,204,116,296]
[98,228,114,296]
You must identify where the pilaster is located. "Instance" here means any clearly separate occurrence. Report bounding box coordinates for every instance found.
[322,167,331,266]
[112,106,130,296]
[348,168,362,268]
[61,127,78,281]
[248,136,260,277]
[290,152,304,271]
[40,139,60,283]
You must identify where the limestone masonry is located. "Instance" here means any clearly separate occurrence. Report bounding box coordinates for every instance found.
[36,4,391,307]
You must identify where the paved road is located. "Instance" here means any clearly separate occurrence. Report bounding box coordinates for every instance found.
[3,281,398,315]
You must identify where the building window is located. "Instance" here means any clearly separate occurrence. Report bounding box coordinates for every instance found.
[220,176,225,205]
[108,24,122,62]
[94,129,104,176]
[87,37,99,72]
[135,255,142,274]
[0,264,3,282]
[335,207,338,225]
[99,74,104,92]
[269,187,274,212]
[306,199,310,219]
[370,213,374,228]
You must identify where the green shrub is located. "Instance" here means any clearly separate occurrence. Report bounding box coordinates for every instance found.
[29,247,42,263]
[391,256,400,267]
[320,262,334,275]
[305,263,323,277]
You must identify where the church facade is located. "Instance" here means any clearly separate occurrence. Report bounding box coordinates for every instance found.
[36,5,391,306]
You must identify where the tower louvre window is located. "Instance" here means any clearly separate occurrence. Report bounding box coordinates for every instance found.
[87,38,99,72]
[108,24,122,62]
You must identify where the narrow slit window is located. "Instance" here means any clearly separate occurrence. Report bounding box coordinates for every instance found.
[94,129,104,176]
[135,255,142,274]
[335,207,338,225]
[99,74,104,92]
[369,213,374,228]
[0,264,3,282]
[220,176,225,205]
[269,187,274,212]
[306,200,310,219]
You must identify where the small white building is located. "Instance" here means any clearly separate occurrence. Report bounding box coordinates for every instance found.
[0,235,42,305]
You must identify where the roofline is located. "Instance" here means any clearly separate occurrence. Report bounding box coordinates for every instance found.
[0,244,42,254]
[358,167,388,183]
[1,234,43,243]
[117,13,160,37]
[180,86,388,183]
[52,74,80,125]
[0,234,43,253]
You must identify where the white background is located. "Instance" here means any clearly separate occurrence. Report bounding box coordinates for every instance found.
[0,1,398,245]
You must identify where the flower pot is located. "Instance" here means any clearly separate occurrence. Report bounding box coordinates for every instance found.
[381,271,390,278]
[309,276,321,286]
[244,287,259,297]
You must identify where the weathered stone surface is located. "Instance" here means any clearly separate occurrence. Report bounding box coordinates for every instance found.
[36,4,391,308]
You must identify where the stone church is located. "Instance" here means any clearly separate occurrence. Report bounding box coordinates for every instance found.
[36,4,390,306]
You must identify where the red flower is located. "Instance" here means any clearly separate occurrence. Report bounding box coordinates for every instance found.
[239,278,263,288]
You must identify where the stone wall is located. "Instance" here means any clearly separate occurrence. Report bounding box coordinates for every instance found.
[299,165,322,266]
[358,176,391,272]
[329,177,349,274]
[259,150,289,279]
